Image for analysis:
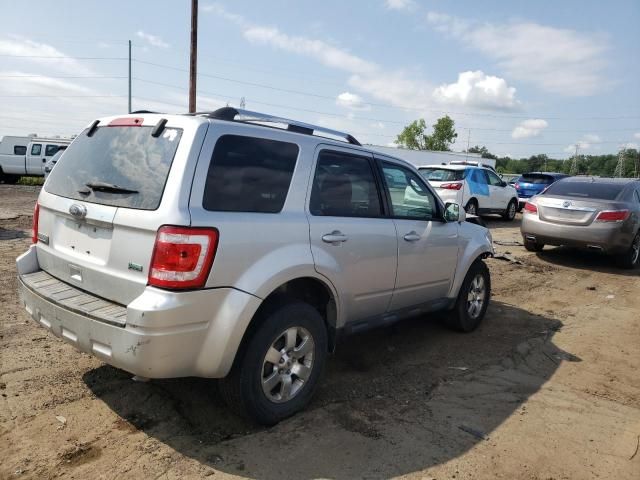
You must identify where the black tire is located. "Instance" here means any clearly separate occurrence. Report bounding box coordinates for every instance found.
[615,232,640,269]
[446,260,491,332]
[219,301,328,425]
[523,238,544,252]
[465,199,478,216]
[502,199,517,221]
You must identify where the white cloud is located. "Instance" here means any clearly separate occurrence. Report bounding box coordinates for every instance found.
[426,12,609,96]
[385,0,415,10]
[564,134,602,153]
[0,36,92,75]
[433,70,518,110]
[634,132,640,140]
[136,31,169,48]
[206,5,434,110]
[511,119,548,139]
[243,26,377,75]
[336,92,370,110]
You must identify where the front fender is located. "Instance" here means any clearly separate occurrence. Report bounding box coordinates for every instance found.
[449,222,493,299]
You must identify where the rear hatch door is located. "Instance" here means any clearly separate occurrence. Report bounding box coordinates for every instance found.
[36,116,207,306]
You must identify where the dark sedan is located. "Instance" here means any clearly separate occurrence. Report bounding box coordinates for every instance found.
[520,177,640,269]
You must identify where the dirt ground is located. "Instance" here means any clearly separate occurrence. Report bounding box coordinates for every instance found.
[1,185,639,480]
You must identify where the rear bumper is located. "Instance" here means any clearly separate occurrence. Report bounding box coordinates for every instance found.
[17,246,262,379]
[520,215,632,253]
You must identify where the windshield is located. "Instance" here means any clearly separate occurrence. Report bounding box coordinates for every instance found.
[419,168,465,182]
[45,126,182,210]
[544,181,625,200]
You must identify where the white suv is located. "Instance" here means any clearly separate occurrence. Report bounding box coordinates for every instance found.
[17,108,494,424]
[419,164,518,220]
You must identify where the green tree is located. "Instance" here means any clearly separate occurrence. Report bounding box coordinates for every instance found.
[396,116,458,151]
[467,145,498,160]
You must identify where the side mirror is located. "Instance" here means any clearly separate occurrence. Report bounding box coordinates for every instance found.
[444,202,465,222]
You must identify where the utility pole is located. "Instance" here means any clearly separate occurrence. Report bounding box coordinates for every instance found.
[240,97,246,109]
[189,0,198,113]
[128,40,132,113]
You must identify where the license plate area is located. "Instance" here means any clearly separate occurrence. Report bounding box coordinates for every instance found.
[52,217,113,264]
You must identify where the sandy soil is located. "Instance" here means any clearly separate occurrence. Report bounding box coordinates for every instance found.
[1,185,638,480]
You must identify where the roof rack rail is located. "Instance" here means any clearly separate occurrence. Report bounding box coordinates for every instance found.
[198,107,361,146]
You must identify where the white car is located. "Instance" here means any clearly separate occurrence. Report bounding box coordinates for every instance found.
[43,147,66,179]
[419,164,518,220]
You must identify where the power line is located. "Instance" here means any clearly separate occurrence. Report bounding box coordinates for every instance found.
[0,74,126,79]
[0,54,126,60]
[132,58,640,121]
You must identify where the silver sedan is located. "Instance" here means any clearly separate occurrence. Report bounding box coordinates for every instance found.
[520,177,640,269]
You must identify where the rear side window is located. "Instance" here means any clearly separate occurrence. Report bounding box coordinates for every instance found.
[544,181,625,200]
[31,144,41,155]
[45,144,60,156]
[45,126,183,210]
[310,150,381,217]
[520,174,553,184]
[419,168,465,182]
[203,135,298,213]
[14,145,26,155]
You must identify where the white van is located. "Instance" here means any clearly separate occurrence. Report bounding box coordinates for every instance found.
[0,136,71,182]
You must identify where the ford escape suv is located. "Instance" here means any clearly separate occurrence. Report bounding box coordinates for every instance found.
[17,108,494,425]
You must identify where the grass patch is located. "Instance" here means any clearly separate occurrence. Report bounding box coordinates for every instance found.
[17,176,45,186]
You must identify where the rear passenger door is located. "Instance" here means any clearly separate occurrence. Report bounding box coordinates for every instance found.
[378,160,459,310]
[307,146,397,324]
[26,143,43,175]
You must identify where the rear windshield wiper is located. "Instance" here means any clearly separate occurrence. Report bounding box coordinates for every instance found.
[85,181,139,194]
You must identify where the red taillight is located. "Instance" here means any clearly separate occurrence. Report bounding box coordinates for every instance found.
[148,226,219,289]
[523,202,538,214]
[441,182,463,190]
[108,117,143,127]
[31,203,39,244]
[514,182,520,190]
[595,210,630,222]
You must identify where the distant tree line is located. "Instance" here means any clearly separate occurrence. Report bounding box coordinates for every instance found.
[396,117,639,177]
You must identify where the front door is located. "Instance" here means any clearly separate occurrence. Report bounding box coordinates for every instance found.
[486,169,509,210]
[378,160,459,311]
[307,147,397,324]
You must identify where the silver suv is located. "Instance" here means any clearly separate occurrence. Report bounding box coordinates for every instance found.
[17,108,494,424]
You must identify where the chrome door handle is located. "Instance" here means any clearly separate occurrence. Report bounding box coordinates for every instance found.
[322,231,348,244]
[403,231,421,242]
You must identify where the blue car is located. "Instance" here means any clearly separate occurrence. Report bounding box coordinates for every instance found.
[515,172,570,211]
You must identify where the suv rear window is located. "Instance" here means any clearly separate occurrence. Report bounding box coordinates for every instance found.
[203,135,298,213]
[419,168,465,182]
[45,126,183,210]
[519,174,554,184]
[544,181,625,200]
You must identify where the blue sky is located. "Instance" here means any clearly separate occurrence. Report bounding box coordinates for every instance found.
[1,0,639,158]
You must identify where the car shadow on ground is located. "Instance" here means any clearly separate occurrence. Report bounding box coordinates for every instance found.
[84,301,576,479]
[0,227,28,241]
[535,247,639,276]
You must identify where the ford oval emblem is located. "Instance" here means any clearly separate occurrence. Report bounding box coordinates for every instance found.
[69,203,87,219]
[562,200,571,208]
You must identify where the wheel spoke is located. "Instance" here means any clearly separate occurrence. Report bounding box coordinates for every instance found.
[280,375,293,400]
[285,327,297,351]
[264,347,281,366]
[294,336,313,358]
[293,363,312,381]
[262,372,280,392]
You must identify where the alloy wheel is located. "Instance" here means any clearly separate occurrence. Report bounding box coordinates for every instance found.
[261,326,315,403]
[467,274,486,319]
